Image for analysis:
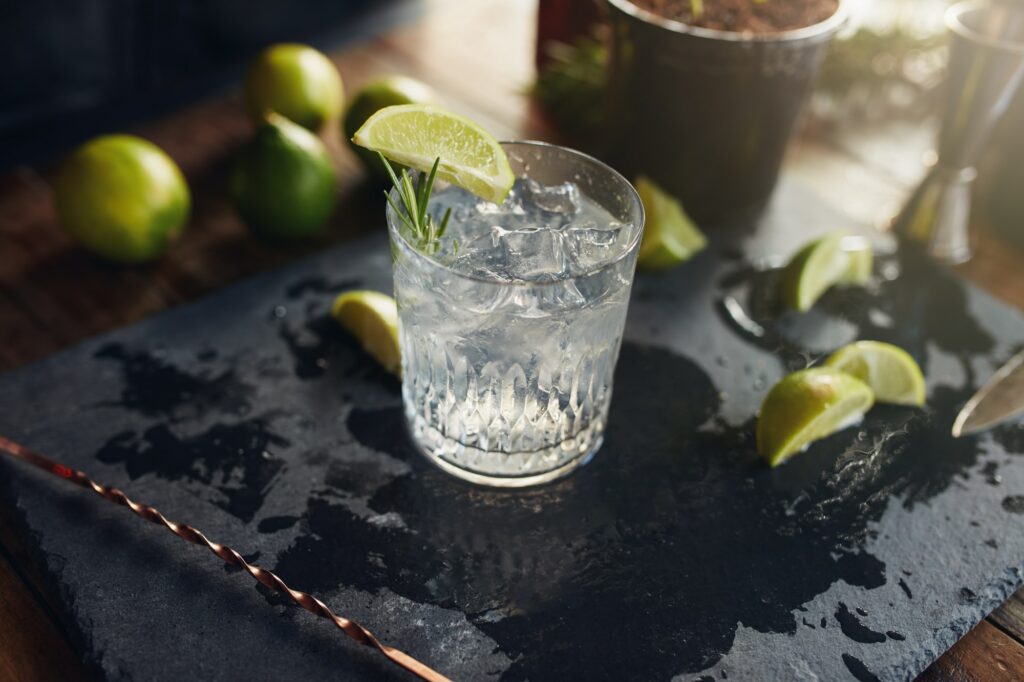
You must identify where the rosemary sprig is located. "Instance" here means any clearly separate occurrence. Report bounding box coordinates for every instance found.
[379,152,452,252]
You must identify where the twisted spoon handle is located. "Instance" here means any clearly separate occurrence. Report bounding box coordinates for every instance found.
[0,435,451,682]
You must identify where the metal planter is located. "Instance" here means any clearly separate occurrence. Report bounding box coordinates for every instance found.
[604,0,846,227]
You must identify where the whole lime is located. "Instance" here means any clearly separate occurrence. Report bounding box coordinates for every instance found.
[54,135,190,263]
[230,112,337,240]
[343,75,434,178]
[244,43,344,131]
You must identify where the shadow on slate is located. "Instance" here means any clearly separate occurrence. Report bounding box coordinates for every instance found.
[1,178,1024,682]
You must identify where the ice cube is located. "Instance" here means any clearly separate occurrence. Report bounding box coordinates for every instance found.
[563,221,629,272]
[447,225,512,280]
[494,226,572,281]
[520,179,581,224]
[426,177,635,283]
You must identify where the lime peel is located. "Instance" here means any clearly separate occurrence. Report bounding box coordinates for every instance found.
[826,340,926,406]
[635,175,706,271]
[244,43,344,131]
[229,113,337,240]
[757,368,875,467]
[54,134,190,263]
[779,232,874,312]
[344,76,435,178]
[331,290,402,377]
[351,104,514,204]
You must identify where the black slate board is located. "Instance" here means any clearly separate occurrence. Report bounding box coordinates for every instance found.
[3,177,1024,682]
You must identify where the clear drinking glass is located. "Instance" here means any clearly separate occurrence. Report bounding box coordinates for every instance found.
[387,141,644,487]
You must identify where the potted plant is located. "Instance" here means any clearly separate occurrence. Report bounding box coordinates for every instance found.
[604,0,847,226]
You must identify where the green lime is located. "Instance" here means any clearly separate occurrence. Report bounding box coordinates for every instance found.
[826,340,926,406]
[230,112,337,239]
[331,290,401,376]
[54,135,190,263]
[778,232,873,312]
[343,76,434,179]
[244,43,344,131]
[841,235,873,285]
[757,368,875,467]
[352,104,514,204]
[634,175,706,271]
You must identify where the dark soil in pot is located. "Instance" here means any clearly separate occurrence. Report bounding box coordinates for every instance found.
[631,0,839,32]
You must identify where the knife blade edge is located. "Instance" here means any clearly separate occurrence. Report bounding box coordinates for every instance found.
[952,349,1024,437]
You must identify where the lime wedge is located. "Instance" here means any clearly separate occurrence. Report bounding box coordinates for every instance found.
[778,232,873,312]
[826,340,925,406]
[635,176,706,271]
[757,368,875,467]
[331,291,401,377]
[351,104,514,204]
[840,235,873,285]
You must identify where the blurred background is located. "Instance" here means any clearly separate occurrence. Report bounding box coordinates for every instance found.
[0,0,973,165]
[3,0,1020,236]
[0,0,1020,340]
[0,0,415,168]
[2,2,1024,680]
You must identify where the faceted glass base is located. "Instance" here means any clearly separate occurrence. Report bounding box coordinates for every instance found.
[407,408,605,487]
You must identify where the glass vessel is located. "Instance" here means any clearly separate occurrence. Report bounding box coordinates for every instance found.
[387,141,644,487]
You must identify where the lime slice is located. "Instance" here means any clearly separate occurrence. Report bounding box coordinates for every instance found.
[826,340,925,406]
[635,176,706,271]
[331,291,401,377]
[778,232,873,312]
[840,235,873,285]
[757,368,875,467]
[351,104,514,204]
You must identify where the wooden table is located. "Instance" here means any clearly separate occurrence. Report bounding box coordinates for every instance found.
[1,0,1023,679]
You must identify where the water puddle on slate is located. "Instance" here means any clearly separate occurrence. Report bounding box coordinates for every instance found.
[92,341,286,522]
[284,275,362,301]
[716,248,994,371]
[835,603,888,644]
[259,323,1017,680]
[843,653,881,682]
[95,343,253,420]
[1003,495,1024,514]
[87,259,1024,679]
[269,276,400,386]
[96,420,288,523]
[90,275,396,525]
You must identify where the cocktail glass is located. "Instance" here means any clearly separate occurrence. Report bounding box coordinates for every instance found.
[387,141,644,487]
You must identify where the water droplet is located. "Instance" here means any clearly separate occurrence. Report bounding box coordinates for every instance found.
[1002,495,1024,514]
[959,587,978,602]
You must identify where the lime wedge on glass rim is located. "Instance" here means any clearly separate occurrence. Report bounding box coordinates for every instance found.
[351,104,514,204]
[757,368,875,467]
[634,175,706,271]
[778,232,873,312]
[826,340,926,406]
[331,290,401,377]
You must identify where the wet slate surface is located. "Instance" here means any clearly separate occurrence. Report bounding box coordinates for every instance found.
[2,178,1024,682]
